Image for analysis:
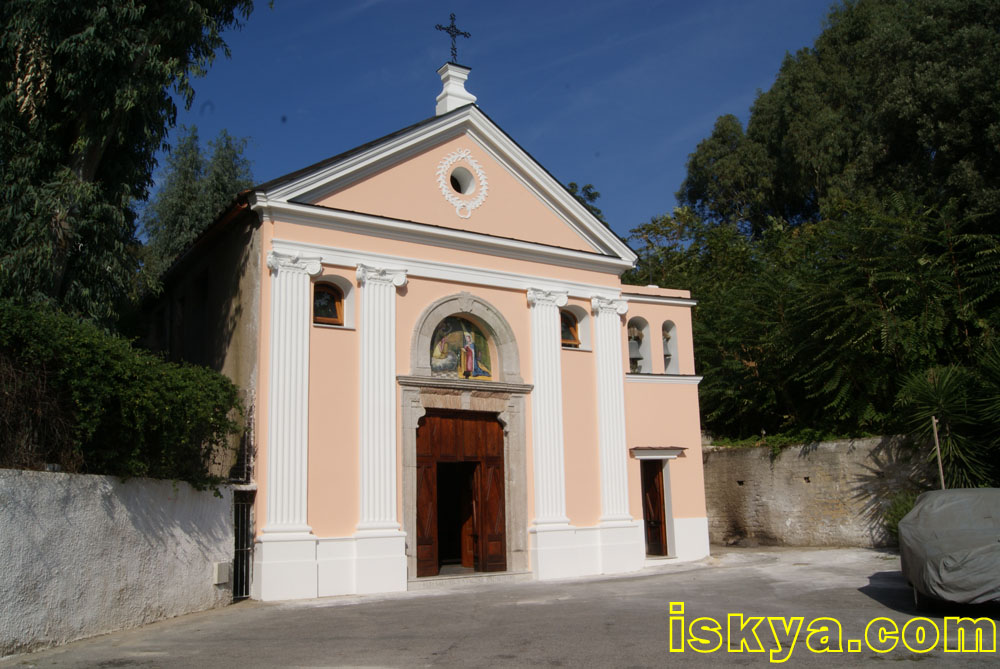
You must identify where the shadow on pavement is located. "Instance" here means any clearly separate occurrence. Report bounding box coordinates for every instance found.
[859,570,1000,620]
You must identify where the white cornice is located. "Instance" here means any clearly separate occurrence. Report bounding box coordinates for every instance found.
[622,294,698,308]
[260,203,633,274]
[625,374,703,385]
[271,238,623,301]
[260,106,637,265]
[629,447,687,460]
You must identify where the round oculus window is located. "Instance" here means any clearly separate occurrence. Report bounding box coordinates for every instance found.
[449,166,476,195]
[436,149,489,218]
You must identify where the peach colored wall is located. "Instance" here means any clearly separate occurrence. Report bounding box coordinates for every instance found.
[560,296,601,526]
[271,219,620,290]
[306,267,361,537]
[623,303,695,375]
[252,219,706,539]
[624,382,706,519]
[316,136,595,253]
[561,342,601,526]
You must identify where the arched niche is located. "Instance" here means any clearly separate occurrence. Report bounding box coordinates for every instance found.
[410,292,523,384]
[627,316,651,374]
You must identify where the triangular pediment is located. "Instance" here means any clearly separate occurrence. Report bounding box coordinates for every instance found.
[254,106,636,270]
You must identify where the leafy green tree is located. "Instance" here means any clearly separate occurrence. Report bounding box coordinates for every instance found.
[635,0,1000,447]
[140,126,253,288]
[679,0,1000,237]
[567,182,609,227]
[0,0,255,324]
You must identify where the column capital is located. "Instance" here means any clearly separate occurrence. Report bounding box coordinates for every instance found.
[267,250,322,276]
[591,296,628,316]
[356,264,408,288]
[527,288,568,308]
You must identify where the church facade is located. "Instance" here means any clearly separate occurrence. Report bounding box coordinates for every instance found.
[152,63,709,601]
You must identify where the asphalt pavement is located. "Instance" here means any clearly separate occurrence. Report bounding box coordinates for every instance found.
[3,547,998,668]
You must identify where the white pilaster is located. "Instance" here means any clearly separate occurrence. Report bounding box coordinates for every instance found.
[591,297,632,523]
[356,264,408,531]
[263,251,322,535]
[254,251,322,602]
[527,288,570,526]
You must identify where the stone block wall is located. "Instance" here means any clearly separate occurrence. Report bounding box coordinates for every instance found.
[702,437,925,548]
[0,470,233,659]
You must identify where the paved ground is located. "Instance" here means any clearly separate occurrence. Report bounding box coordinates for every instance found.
[4,548,998,668]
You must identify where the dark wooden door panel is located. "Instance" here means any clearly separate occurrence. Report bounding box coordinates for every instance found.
[416,460,438,576]
[480,459,507,571]
[641,460,667,556]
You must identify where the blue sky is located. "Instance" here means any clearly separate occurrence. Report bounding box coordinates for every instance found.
[167,0,836,240]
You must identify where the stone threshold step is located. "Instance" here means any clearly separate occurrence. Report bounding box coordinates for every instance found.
[407,570,533,591]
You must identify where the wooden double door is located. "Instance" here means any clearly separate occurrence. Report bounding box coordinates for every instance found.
[416,410,506,577]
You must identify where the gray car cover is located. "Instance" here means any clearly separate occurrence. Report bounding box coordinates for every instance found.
[898,488,1000,604]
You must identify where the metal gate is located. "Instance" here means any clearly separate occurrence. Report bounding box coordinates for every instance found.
[232,490,254,601]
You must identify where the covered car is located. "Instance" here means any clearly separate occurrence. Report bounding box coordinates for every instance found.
[898,488,1000,604]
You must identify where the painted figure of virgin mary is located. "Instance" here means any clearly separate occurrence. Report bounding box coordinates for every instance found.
[430,317,491,379]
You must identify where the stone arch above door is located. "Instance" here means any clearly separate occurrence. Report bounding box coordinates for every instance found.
[410,292,523,384]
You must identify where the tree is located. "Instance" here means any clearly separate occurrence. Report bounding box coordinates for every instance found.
[678,0,1000,237]
[635,0,1000,449]
[140,125,253,288]
[567,182,609,227]
[0,0,255,324]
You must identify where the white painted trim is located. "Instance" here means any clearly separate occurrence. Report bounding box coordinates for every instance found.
[529,522,644,580]
[311,324,356,331]
[623,294,697,307]
[630,447,686,460]
[625,374,703,385]
[259,106,637,264]
[271,239,623,301]
[669,517,711,561]
[254,532,409,600]
[256,200,632,275]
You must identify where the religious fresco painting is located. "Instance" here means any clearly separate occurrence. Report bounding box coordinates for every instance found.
[430,317,492,379]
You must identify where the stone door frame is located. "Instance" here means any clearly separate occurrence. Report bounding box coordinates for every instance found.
[400,292,531,580]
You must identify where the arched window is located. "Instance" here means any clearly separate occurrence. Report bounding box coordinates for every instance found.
[313,283,344,326]
[560,310,580,348]
[627,317,651,374]
[430,316,493,380]
[662,321,678,374]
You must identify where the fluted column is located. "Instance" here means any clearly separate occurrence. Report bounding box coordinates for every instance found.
[527,288,570,526]
[592,297,632,522]
[357,264,408,531]
[263,251,322,535]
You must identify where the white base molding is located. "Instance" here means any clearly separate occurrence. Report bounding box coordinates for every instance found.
[669,516,711,561]
[529,521,644,580]
[251,533,319,601]
[252,531,408,601]
[352,531,407,594]
[598,521,646,574]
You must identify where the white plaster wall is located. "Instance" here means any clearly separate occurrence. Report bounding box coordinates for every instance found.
[0,469,233,659]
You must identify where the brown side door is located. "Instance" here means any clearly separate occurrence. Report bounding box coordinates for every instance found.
[641,460,668,556]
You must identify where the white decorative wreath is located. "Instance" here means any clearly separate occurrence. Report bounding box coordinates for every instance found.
[435,149,489,219]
